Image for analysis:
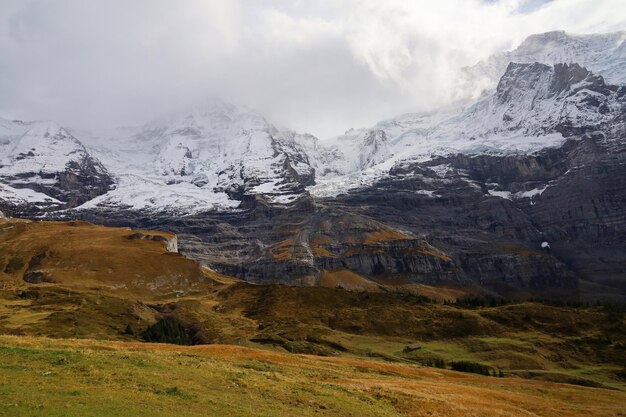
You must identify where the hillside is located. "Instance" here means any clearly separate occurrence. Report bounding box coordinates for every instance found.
[0,219,624,395]
[0,218,238,341]
[0,218,208,298]
[1,335,625,417]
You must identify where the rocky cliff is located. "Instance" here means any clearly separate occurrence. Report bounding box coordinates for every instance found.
[1,33,625,301]
[0,119,114,212]
[72,62,624,301]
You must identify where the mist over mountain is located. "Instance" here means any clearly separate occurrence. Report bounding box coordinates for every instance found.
[2,0,625,138]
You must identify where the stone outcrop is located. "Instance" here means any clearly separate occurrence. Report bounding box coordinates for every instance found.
[125,232,178,253]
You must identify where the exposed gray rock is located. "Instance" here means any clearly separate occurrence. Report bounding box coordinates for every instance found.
[0,121,114,209]
[125,232,178,253]
[5,62,626,302]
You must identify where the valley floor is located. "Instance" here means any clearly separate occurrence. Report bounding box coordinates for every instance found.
[1,335,625,417]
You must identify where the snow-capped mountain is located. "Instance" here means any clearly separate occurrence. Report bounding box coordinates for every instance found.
[1,30,625,214]
[0,118,112,209]
[307,104,465,176]
[463,30,626,97]
[304,30,626,197]
[308,60,626,197]
[77,100,316,213]
[434,62,625,146]
[1,30,625,299]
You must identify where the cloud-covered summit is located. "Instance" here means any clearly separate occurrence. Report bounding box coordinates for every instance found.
[0,0,624,138]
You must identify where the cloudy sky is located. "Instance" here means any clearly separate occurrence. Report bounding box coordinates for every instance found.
[0,0,624,138]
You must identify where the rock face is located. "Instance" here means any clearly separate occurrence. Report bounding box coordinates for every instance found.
[204,210,459,286]
[125,232,178,253]
[71,62,624,301]
[1,32,625,301]
[493,62,624,136]
[463,30,626,96]
[157,130,620,300]
[0,119,114,210]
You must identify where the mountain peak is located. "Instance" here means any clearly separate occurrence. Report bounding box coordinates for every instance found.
[496,62,552,104]
[518,30,570,46]
[515,30,626,56]
[496,62,602,104]
[464,30,626,95]
[550,62,601,94]
[0,118,113,208]
[72,99,317,213]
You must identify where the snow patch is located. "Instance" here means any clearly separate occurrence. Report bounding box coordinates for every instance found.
[517,185,549,199]
[487,189,513,200]
[0,182,61,204]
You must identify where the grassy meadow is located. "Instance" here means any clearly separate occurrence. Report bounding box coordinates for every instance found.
[1,218,625,416]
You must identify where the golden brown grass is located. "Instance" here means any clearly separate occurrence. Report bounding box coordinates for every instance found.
[309,234,334,245]
[268,238,294,261]
[317,269,382,291]
[386,283,476,302]
[0,335,624,417]
[363,229,411,244]
[0,218,207,299]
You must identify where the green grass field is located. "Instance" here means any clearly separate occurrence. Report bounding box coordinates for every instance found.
[1,335,626,417]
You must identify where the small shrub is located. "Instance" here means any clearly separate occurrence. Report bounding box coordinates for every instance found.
[143,316,192,345]
[153,386,185,396]
[450,361,492,376]
[4,257,25,273]
[604,304,625,325]
[423,358,446,369]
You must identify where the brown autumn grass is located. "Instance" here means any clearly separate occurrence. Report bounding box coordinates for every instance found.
[0,218,208,299]
[1,334,625,417]
[317,269,383,291]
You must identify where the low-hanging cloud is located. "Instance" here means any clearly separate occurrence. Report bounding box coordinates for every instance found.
[0,0,624,138]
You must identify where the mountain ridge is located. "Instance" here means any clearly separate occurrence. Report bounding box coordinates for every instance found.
[0,118,113,211]
[1,30,625,301]
[2,30,625,214]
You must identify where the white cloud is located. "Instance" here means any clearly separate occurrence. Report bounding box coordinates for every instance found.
[0,0,624,138]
